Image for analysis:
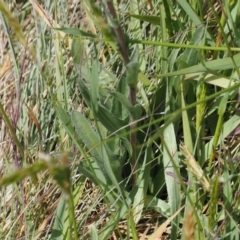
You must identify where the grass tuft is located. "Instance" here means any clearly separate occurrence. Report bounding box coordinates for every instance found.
[1,0,240,239]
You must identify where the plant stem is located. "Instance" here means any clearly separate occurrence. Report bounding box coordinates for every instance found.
[105,0,137,182]
[68,192,79,240]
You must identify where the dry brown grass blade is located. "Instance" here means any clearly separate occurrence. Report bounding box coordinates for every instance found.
[28,0,56,28]
[139,224,151,240]
[29,0,72,47]
[0,54,14,96]
[25,103,42,142]
[34,214,52,240]
[183,208,195,240]
[0,54,11,78]
[148,205,184,240]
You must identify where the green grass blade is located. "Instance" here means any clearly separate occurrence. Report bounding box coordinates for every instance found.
[130,14,161,26]
[54,105,83,153]
[71,111,106,174]
[56,27,98,39]
[71,111,125,198]
[109,91,142,120]
[99,199,131,240]
[160,53,240,77]
[132,145,151,224]
[90,60,99,113]
[49,197,67,240]
[160,1,180,238]
[90,224,99,240]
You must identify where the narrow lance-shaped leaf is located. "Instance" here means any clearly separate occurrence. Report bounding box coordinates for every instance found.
[71,111,106,174]
[55,105,83,152]
[160,53,240,77]
[126,61,139,88]
[90,60,99,112]
[130,14,161,26]
[71,38,85,65]
[56,27,98,39]
[132,144,151,223]
[108,91,142,120]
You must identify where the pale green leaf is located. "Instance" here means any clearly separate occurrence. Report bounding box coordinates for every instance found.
[160,53,240,77]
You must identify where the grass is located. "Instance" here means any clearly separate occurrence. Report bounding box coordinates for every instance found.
[0,0,240,239]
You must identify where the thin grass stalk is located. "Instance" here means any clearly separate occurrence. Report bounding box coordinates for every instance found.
[68,192,79,240]
[129,39,240,52]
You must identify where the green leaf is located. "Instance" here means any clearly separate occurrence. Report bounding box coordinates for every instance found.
[127,46,140,88]
[121,137,132,158]
[90,60,99,112]
[138,71,151,86]
[55,27,97,39]
[108,91,142,120]
[98,103,129,133]
[50,175,86,240]
[78,78,91,107]
[145,195,170,217]
[55,105,83,151]
[161,53,240,77]
[49,196,67,240]
[130,14,161,26]
[99,141,125,199]
[90,224,99,240]
[71,39,84,65]
[208,176,219,230]
[185,73,237,88]
[132,145,151,223]
[163,86,180,239]
[112,73,129,119]
[71,111,105,173]
[131,45,140,63]
[218,94,228,115]
[126,61,139,88]
[78,157,108,185]
[71,111,124,186]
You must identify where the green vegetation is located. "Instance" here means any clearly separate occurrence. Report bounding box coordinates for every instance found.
[0,0,240,239]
